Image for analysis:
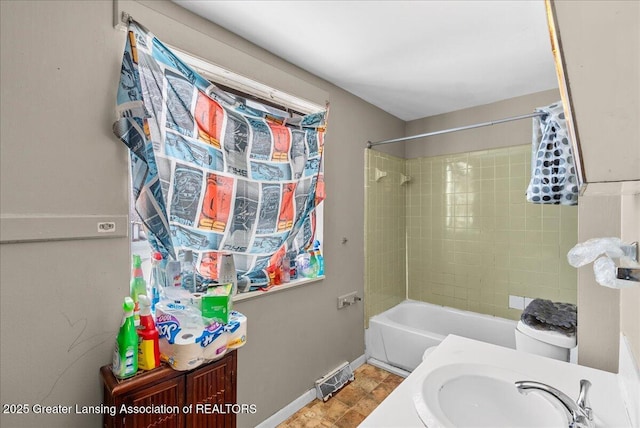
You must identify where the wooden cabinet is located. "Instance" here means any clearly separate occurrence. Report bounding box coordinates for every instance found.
[100,350,236,428]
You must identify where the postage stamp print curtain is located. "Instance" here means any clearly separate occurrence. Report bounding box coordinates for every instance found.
[113,21,326,290]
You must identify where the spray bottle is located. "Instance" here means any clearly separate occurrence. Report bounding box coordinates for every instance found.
[137,295,161,370]
[130,254,147,326]
[307,244,320,279]
[112,297,138,379]
[313,240,325,276]
[149,252,164,313]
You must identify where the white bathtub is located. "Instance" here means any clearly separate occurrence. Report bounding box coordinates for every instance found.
[366,300,517,372]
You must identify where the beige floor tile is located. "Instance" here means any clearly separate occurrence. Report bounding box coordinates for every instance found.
[332,409,367,428]
[370,381,396,403]
[279,364,400,427]
[315,398,350,423]
[333,382,367,407]
[352,394,380,417]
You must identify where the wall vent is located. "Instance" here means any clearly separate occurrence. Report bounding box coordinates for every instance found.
[314,362,354,401]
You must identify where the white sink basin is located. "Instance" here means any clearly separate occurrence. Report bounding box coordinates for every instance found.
[412,363,568,428]
[361,336,631,428]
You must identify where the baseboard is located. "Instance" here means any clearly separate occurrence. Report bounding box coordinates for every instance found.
[256,354,367,428]
[350,354,367,371]
[366,357,410,378]
[255,388,316,428]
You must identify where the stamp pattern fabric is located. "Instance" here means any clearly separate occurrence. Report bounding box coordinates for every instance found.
[113,21,326,289]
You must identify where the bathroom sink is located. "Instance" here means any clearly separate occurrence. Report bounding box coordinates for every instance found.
[412,363,568,428]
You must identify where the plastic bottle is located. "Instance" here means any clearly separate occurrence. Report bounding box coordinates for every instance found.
[313,240,325,276]
[288,253,298,280]
[130,254,147,326]
[219,253,238,296]
[137,295,161,371]
[297,252,317,278]
[281,256,290,283]
[181,250,196,293]
[308,250,319,278]
[237,276,251,293]
[165,260,181,288]
[149,252,164,313]
[112,297,138,379]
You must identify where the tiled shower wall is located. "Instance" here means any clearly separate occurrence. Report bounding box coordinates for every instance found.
[364,149,407,325]
[365,145,578,322]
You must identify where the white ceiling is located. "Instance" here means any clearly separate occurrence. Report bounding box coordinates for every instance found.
[173,0,559,121]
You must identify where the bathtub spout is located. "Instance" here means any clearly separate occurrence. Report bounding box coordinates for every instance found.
[515,379,593,428]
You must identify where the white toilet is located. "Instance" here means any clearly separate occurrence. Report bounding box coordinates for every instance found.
[515,320,576,362]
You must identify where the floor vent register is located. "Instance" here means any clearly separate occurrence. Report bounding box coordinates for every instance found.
[314,361,354,402]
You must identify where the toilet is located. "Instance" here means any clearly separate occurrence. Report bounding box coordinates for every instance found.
[515,320,576,362]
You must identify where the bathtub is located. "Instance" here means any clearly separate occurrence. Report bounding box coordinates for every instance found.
[366,300,517,372]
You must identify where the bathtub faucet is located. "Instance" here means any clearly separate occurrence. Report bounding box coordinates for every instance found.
[515,379,593,428]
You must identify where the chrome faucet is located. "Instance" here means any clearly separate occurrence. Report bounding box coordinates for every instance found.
[515,379,594,428]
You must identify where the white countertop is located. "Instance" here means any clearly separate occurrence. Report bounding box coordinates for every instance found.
[360,335,631,427]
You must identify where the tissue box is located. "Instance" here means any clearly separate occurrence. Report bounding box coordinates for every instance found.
[201,284,232,324]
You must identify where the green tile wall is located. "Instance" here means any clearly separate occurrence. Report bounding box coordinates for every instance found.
[365,145,578,322]
[364,149,407,326]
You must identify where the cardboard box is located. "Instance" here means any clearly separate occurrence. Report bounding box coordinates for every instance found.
[201,283,232,324]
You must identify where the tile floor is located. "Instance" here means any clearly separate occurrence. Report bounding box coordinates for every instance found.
[277,364,405,428]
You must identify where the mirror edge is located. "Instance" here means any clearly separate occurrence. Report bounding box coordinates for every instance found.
[545,0,587,192]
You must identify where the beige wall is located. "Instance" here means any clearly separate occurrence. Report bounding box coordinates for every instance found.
[576,183,640,373]
[576,187,623,372]
[404,89,560,159]
[551,0,639,184]
[0,1,404,427]
[620,188,640,362]
[553,0,640,371]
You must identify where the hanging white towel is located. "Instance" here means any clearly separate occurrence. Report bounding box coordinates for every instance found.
[526,102,578,205]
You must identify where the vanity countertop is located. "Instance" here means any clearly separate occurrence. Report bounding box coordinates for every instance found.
[360,335,631,427]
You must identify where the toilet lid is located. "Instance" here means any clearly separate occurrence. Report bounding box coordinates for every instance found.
[422,346,438,361]
[517,321,577,349]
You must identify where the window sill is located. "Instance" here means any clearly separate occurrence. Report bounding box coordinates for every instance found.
[233,276,325,303]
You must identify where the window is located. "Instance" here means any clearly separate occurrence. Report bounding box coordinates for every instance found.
[122,39,326,301]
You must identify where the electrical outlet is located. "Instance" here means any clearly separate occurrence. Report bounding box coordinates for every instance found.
[337,291,360,309]
[509,295,525,310]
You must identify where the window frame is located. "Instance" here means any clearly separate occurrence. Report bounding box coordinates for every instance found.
[130,46,326,301]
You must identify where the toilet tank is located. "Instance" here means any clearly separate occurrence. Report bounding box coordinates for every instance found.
[515,321,576,362]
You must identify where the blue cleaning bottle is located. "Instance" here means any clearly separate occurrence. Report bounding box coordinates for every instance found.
[149,252,164,313]
[313,240,325,276]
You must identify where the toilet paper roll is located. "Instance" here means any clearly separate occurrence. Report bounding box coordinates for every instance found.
[156,301,205,341]
[225,311,247,349]
[174,328,202,344]
[160,328,205,371]
[198,322,228,361]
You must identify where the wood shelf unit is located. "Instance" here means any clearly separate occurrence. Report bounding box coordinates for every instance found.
[100,350,236,428]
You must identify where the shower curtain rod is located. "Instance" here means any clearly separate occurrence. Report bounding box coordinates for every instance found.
[367,111,545,148]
